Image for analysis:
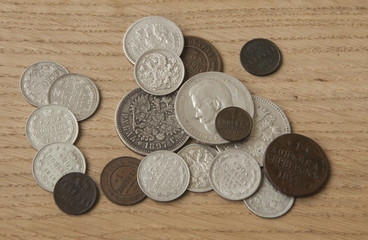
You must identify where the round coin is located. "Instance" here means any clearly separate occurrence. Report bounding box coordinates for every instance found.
[264,133,330,197]
[100,157,146,206]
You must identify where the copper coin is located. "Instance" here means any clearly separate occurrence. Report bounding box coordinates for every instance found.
[53,172,97,215]
[100,157,146,206]
[264,133,330,197]
[215,107,253,141]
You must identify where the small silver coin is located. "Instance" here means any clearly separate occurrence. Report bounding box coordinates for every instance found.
[20,61,68,107]
[48,73,100,121]
[137,150,190,202]
[32,142,86,192]
[26,105,79,150]
[178,143,218,192]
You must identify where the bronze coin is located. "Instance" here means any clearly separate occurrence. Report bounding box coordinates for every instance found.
[215,107,253,141]
[100,157,146,206]
[263,133,330,197]
[54,172,97,215]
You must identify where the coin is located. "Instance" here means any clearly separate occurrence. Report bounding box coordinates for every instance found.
[20,61,68,107]
[177,144,218,192]
[100,157,146,206]
[264,133,330,197]
[215,107,253,141]
[209,150,261,201]
[123,16,184,64]
[137,151,190,202]
[134,49,184,95]
[53,172,97,215]
[32,143,86,192]
[115,88,189,155]
[175,72,254,145]
[48,73,100,121]
[25,105,79,150]
[240,38,281,76]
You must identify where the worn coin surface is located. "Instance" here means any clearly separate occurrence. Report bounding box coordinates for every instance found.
[177,144,218,192]
[48,73,100,121]
[26,105,79,150]
[54,172,97,215]
[209,150,261,201]
[32,143,86,192]
[100,157,146,206]
[137,151,190,202]
[240,38,281,76]
[175,72,254,145]
[20,61,69,107]
[264,133,330,197]
[123,16,184,64]
[115,88,189,155]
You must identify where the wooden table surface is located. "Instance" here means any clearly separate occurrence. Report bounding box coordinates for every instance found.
[1,0,367,239]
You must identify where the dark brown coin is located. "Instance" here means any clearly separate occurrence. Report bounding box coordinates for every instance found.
[181,36,222,81]
[53,172,97,215]
[264,133,330,197]
[215,107,253,141]
[240,38,281,76]
[100,157,146,206]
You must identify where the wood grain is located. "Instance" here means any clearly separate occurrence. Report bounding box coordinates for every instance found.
[1,0,367,239]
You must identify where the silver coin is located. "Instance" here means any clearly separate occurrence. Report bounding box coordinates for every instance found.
[123,16,184,64]
[217,96,291,166]
[26,105,79,150]
[20,61,68,107]
[134,49,185,96]
[178,143,218,192]
[137,150,190,202]
[32,142,86,192]
[209,150,261,201]
[48,73,100,121]
[115,88,189,155]
[175,72,254,145]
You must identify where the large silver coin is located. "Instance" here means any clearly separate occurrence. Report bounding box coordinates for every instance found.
[209,150,261,201]
[137,150,190,202]
[32,143,86,192]
[217,96,291,166]
[115,88,189,155]
[178,143,218,192]
[134,49,184,96]
[175,72,254,145]
[20,61,68,107]
[26,105,79,150]
[123,16,184,64]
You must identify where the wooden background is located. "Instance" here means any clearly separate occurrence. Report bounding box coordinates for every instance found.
[1,0,367,239]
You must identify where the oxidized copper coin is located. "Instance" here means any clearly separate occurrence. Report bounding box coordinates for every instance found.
[215,107,253,141]
[100,157,146,206]
[240,38,281,76]
[264,133,330,197]
[53,172,97,215]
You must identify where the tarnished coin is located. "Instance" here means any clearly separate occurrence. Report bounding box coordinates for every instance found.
[134,49,184,95]
[178,144,218,192]
[48,73,100,121]
[264,133,330,197]
[215,107,253,141]
[175,72,254,145]
[32,143,86,192]
[26,105,79,150]
[240,38,281,76]
[100,157,146,206]
[123,16,184,64]
[217,96,291,166]
[209,150,261,201]
[115,88,189,155]
[20,61,68,107]
[54,172,97,215]
[137,151,190,202]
